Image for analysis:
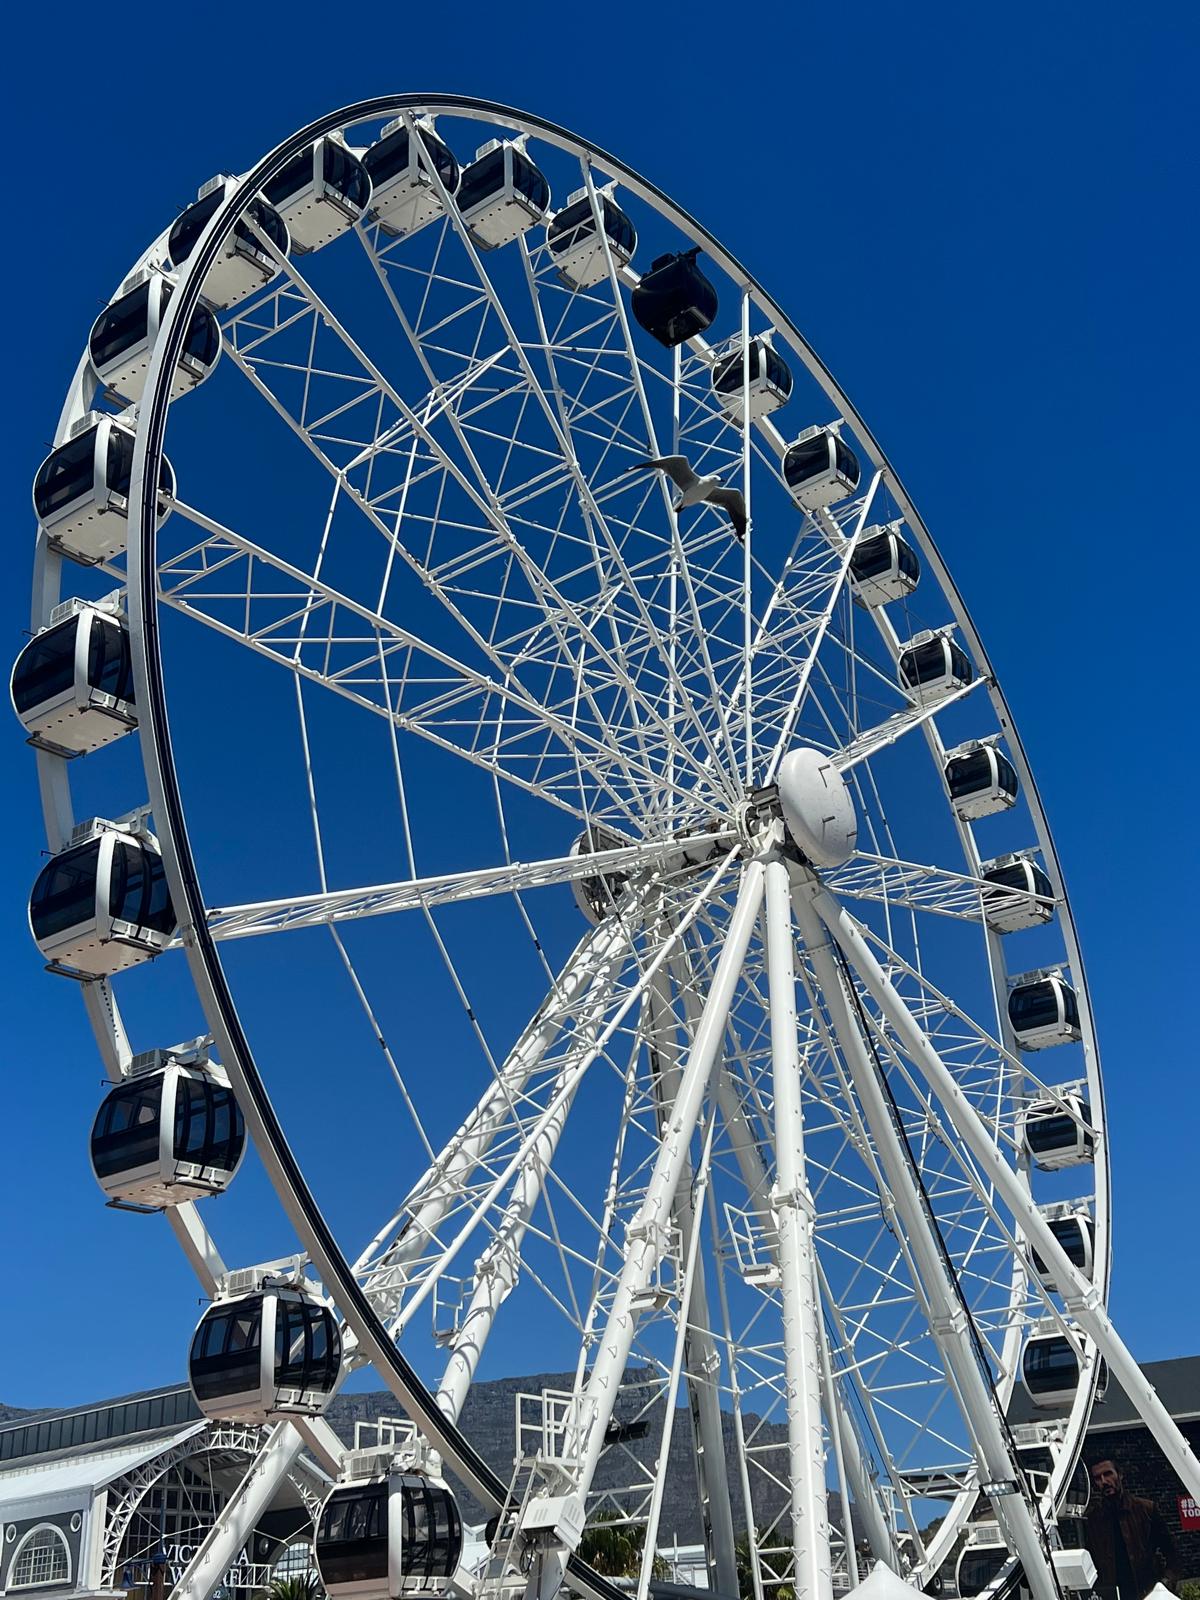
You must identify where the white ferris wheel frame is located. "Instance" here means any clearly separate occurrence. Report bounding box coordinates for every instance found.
[27,92,1198,1600]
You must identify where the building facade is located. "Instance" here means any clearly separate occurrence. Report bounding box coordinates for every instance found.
[0,1387,324,1600]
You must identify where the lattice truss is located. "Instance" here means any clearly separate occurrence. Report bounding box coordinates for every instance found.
[55,110,1106,1600]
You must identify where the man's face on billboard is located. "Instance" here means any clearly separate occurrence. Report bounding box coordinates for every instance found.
[1091,1460,1122,1498]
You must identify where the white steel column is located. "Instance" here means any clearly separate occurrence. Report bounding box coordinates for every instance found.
[763,857,833,1600]
[646,957,740,1598]
[810,881,1200,1502]
[526,862,765,1600]
[679,947,898,1572]
[789,887,1060,1600]
[169,1423,307,1600]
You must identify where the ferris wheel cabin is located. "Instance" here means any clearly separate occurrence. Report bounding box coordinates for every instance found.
[32,415,175,565]
[29,821,177,978]
[898,630,974,701]
[981,854,1055,934]
[546,187,636,289]
[1030,1205,1094,1294]
[167,176,290,309]
[188,1285,341,1424]
[955,1525,1011,1598]
[849,521,920,607]
[782,426,861,511]
[631,249,718,347]
[262,136,372,252]
[88,272,221,405]
[712,337,793,420]
[943,740,1019,820]
[362,118,460,240]
[90,1050,245,1209]
[457,139,551,249]
[1021,1093,1095,1170]
[1021,1330,1099,1410]
[11,601,135,756]
[1008,971,1081,1050]
[315,1473,464,1599]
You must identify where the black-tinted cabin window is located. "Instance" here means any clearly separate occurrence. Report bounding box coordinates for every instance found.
[458,147,506,214]
[513,153,549,210]
[35,431,97,517]
[91,283,153,369]
[92,1079,163,1176]
[31,840,102,938]
[833,438,859,485]
[264,150,312,209]
[13,623,77,713]
[364,130,411,189]
[785,435,831,486]
[87,618,134,701]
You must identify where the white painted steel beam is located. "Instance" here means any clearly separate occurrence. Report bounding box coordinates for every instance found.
[763,857,834,1600]
[810,879,1200,1503]
[790,885,1060,1600]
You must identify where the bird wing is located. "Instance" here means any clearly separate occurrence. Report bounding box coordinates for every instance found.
[628,455,700,491]
[708,486,748,539]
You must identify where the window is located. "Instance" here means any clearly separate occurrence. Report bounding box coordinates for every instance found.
[851,532,894,584]
[11,1525,71,1590]
[92,1076,163,1177]
[33,430,97,519]
[784,434,831,488]
[87,617,135,703]
[457,147,506,215]
[364,128,412,189]
[264,149,314,209]
[833,437,860,487]
[946,749,994,799]
[183,304,221,366]
[12,621,77,715]
[30,839,102,941]
[90,281,153,370]
[272,1541,315,1582]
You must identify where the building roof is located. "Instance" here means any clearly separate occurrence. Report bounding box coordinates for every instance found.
[0,1426,204,1508]
[0,1385,200,1469]
[1007,1354,1200,1430]
[1086,1355,1200,1430]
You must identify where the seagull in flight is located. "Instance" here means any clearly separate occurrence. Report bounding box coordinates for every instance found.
[628,455,748,541]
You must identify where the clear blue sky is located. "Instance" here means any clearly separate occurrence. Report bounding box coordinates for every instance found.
[2,3,1197,1412]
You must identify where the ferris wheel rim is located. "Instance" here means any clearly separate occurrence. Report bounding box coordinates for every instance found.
[28,91,1110,1594]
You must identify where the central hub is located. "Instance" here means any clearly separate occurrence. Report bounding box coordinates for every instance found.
[776,747,858,868]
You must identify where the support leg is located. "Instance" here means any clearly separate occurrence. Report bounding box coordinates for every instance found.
[790,887,1060,1600]
[524,863,766,1600]
[763,857,833,1600]
[810,881,1200,1502]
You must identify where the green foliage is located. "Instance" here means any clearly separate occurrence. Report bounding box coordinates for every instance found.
[1174,1582,1200,1600]
[734,1529,794,1600]
[576,1512,667,1580]
[266,1574,322,1600]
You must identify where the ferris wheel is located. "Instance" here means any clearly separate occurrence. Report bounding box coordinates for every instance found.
[18,95,1198,1600]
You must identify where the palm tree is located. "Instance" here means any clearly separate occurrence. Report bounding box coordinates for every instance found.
[266,1573,322,1600]
[577,1512,667,1581]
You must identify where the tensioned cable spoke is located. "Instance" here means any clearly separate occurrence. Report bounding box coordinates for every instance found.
[160,500,689,830]
[228,224,731,814]
[358,142,740,802]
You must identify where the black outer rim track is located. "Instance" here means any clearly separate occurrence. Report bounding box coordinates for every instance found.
[129,94,1103,1597]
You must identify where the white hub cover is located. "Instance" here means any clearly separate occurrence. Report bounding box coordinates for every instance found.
[777,747,857,868]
